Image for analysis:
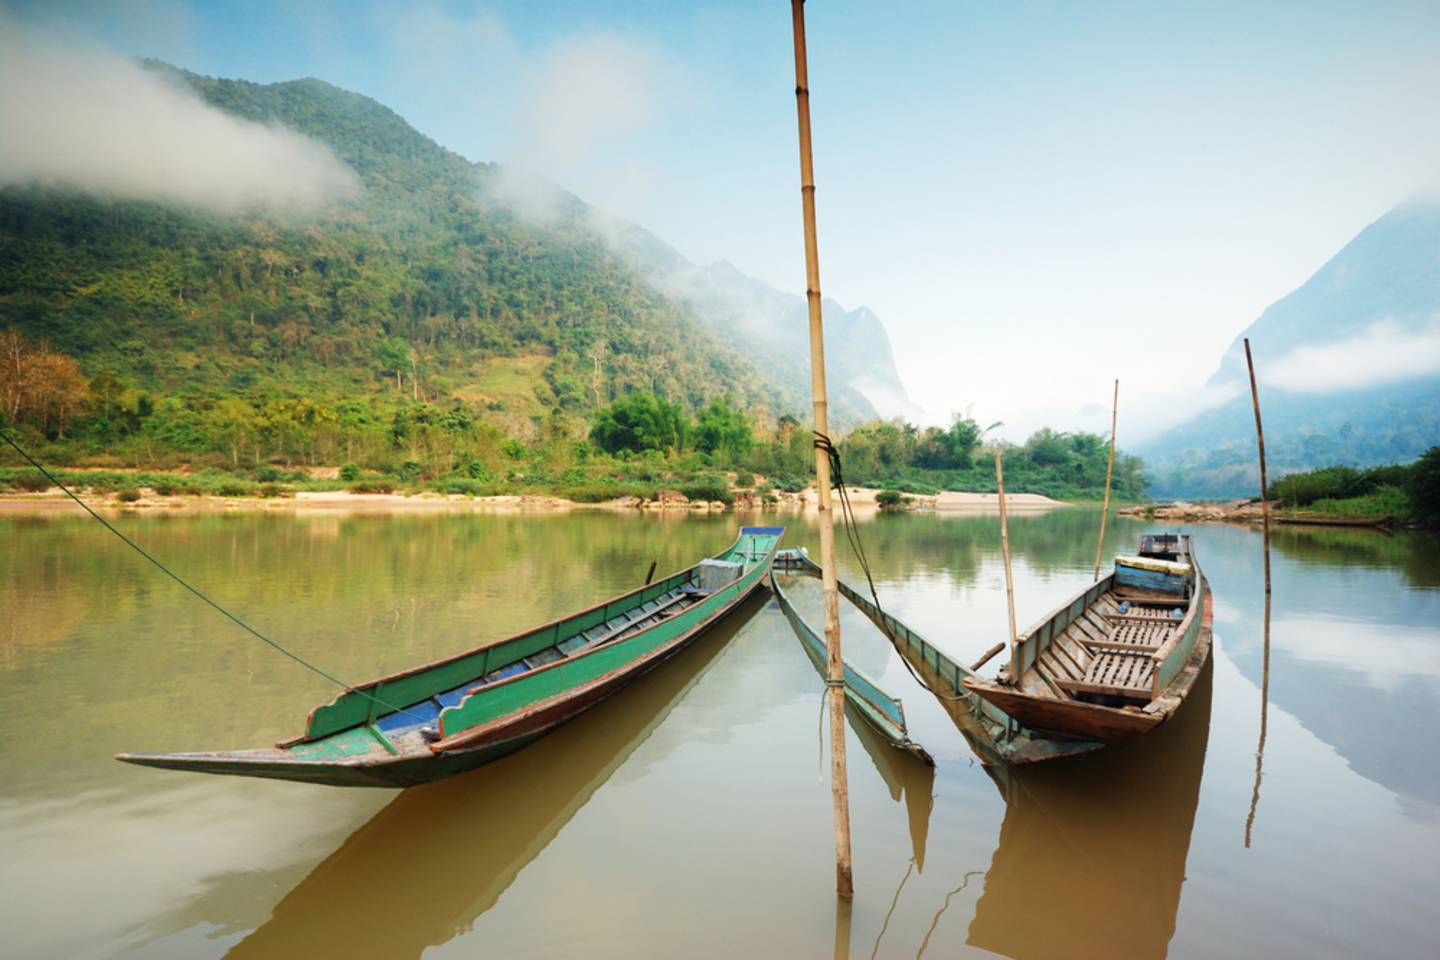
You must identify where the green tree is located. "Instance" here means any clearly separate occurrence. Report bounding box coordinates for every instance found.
[377,338,412,393]
[693,398,753,462]
[590,392,688,455]
[205,397,259,467]
[1405,446,1440,527]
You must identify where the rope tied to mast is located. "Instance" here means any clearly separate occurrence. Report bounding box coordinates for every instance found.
[0,427,431,727]
[812,431,968,702]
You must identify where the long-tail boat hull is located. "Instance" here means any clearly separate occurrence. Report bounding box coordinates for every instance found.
[117,527,784,787]
[964,533,1212,749]
[772,549,1106,764]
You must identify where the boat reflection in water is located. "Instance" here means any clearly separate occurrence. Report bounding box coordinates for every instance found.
[848,700,934,870]
[224,591,767,960]
[966,654,1213,960]
[222,590,935,960]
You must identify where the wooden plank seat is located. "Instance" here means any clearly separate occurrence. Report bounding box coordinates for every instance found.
[1112,586,1189,604]
[1088,619,1174,652]
[1105,609,1179,623]
[1056,650,1154,701]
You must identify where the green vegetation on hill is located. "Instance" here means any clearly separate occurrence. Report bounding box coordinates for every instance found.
[0,64,783,456]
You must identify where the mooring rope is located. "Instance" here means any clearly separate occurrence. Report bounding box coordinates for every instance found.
[0,427,430,726]
[813,431,968,702]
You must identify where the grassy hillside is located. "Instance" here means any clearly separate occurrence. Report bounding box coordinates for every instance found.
[0,64,795,461]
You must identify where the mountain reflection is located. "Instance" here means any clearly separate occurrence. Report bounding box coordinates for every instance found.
[1205,523,1440,813]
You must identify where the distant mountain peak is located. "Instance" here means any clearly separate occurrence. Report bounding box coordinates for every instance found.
[1142,196,1440,497]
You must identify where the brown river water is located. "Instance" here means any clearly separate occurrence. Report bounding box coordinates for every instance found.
[2,507,1438,959]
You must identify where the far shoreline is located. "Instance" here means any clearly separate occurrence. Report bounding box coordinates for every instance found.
[0,486,1069,517]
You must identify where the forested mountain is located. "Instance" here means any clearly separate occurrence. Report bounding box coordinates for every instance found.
[1140,198,1440,498]
[600,223,911,422]
[668,260,913,422]
[0,62,902,458]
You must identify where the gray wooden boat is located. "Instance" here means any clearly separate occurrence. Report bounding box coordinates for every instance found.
[963,534,1213,746]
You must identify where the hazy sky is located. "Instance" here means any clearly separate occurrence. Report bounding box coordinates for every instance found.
[6,0,1440,438]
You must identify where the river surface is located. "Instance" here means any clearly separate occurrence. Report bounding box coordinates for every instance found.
[2,506,1438,959]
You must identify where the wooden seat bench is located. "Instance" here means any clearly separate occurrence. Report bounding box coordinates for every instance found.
[1088,619,1174,652]
[1056,650,1154,701]
[1105,609,1180,623]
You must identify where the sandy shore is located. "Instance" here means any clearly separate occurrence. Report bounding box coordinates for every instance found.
[0,489,585,515]
[0,484,1066,516]
[1119,500,1267,524]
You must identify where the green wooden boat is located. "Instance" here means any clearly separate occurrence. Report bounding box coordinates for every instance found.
[117,527,784,787]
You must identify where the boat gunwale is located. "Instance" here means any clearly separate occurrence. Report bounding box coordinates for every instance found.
[288,529,767,745]
[768,566,915,748]
[1010,537,1202,685]
[963,569,1214,739]
[1142,578,1212,717]
[431,533,781,743]
[1002,573,1115,688]
[1147,563,1202,669]
[1013,570,1117,651]
[428,568,767,753]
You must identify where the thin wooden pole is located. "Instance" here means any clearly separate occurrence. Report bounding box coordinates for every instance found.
[1244,337,1272,846]
[791,0,853,900]
[1093,379,1119,581]
[995,450,1019,681]
[1244,338,1271,594]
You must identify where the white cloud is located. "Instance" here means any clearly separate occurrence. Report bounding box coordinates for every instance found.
[483,32,672,223]
[1272,615,1440,692]
[527,35,659,172]
[0,20,359,215]
[1265,319,1440,394]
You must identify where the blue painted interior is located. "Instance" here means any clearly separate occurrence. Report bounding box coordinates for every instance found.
[1116,565,1186,594]
[375,699,441,732]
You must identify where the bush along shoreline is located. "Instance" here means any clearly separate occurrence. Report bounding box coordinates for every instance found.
[1121,447,1440,530]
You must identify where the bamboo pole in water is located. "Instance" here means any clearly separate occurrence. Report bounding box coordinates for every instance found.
[790,0,853,900]
[1093,379,1119,580]
[1245,339,1271,593]
[996,450,1019,680]
[833,893,853,960]
[1246,587,1271,847]
[1244,337,1272,846]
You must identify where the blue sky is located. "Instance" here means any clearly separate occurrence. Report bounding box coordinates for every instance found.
[7,0,1440,437]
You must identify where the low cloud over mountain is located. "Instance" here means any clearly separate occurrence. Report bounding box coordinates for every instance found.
[0,21,358,214]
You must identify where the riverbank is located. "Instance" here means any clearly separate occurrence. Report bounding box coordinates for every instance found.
[1120,499,1399,528]
[0,484,1067,516]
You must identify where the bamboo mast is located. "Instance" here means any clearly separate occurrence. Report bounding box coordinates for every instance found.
[995,450,1019,679]
[1244,339,1271,593]
[1092,379,1119,580]
[1244,337,1272,847]
[790,0,853,900]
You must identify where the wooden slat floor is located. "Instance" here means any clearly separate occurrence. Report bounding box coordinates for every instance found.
[1043,590,1178,701]
[1058,649,1155,699]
